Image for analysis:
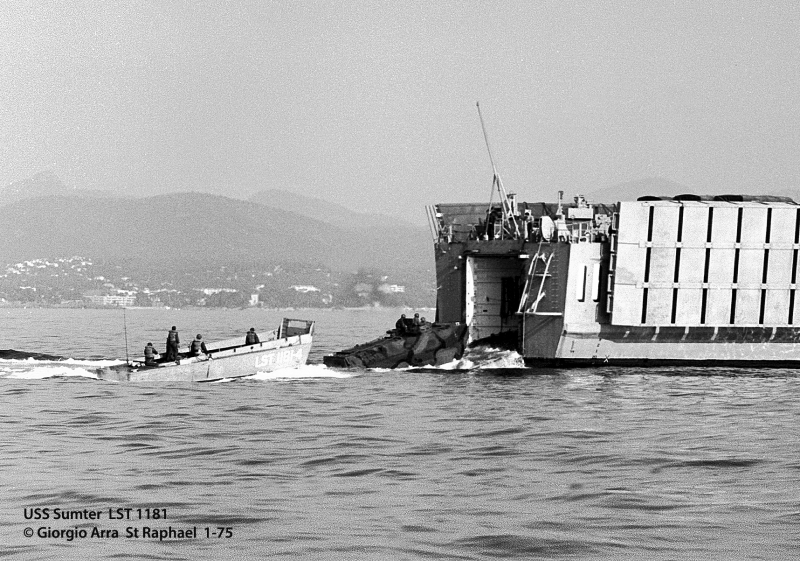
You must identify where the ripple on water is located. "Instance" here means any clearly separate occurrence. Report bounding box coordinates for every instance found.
[2,309,800,560]
[449,533,608,558]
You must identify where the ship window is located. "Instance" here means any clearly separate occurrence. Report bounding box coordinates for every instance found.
[592,264,601,302]
[576,266,586,301]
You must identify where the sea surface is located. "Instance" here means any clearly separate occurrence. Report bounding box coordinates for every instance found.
[1,307,799,560]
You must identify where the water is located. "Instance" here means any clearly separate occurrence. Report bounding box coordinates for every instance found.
[1,307,799,559]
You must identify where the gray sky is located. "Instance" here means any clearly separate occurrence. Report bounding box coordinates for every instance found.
[1,1,799,223]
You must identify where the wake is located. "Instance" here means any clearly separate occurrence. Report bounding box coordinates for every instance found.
[454,345,526,369]
[0,348,522,381]
[0,357,123,380]
[409,345,526,371]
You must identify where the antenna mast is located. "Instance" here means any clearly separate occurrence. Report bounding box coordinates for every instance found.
[123,308,130,364]
[476,102,519,239]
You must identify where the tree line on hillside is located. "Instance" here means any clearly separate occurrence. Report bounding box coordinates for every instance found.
[0,258,435,308]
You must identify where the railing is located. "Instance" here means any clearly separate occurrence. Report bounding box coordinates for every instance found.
[426,205,441,243]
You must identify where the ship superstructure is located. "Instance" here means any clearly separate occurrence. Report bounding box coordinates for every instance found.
[428,193,800,366]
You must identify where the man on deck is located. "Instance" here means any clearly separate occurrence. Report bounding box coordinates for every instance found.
[189,334,208,357]
[144,342,159,366]
[165,326,180,361]
[245,328,260,345]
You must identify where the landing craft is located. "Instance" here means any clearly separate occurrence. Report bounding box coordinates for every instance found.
[323,321,466,369]
[97,318,314,382]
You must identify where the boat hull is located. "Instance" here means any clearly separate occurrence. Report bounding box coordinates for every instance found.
[97,319,314,382]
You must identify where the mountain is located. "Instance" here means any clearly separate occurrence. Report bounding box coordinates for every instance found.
[247,189,432,270]
[0,191,432,273]
[0,171,71,205]
[248,189,424,231]
[0,171,115,207]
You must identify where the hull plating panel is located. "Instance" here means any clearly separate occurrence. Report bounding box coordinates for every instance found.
[555,325,800,364]
[612,201,800,327]
[558,339,800,364]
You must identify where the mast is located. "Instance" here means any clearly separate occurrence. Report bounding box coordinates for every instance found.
[123,307,130,364]
[476,102,520,239]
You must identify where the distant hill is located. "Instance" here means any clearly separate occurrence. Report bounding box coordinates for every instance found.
[248,189,432,270]
[0,171,114,207]
[0,191,433,273]
[248,189,424,231]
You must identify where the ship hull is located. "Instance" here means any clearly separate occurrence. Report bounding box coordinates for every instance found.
[537,324,800,367]
[525,357,800,368]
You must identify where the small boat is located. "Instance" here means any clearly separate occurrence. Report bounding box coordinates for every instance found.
[97,318,314,382]
[323,322,467,369]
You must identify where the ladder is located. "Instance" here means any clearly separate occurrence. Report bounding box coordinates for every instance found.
[517,248,541,314]
[517,249,562,316]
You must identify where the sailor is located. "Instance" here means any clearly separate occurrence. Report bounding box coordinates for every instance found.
[395,314,407,334]
[143,342,158,366]
[523,210,534,241]
[485,208,503,239]
[410,313,422,334]
[165,326,180,361]
[189,334,208,357]
[245,328,260,345]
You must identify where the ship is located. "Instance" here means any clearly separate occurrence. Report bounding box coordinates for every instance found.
[429,190,800,367]
[326,105,800,369]
[97,318,314,382]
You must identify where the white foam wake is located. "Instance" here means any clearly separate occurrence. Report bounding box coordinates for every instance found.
[437,346,525,370]
[0,358,124,379]
[252,363,353,380]
[0,357,123,367]
[376,346,525,371]
[3,365,99,379]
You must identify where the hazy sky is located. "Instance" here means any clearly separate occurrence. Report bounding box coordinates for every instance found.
[1,1,799,223]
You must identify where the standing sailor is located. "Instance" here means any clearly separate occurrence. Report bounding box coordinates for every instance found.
[165,326,180,361]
